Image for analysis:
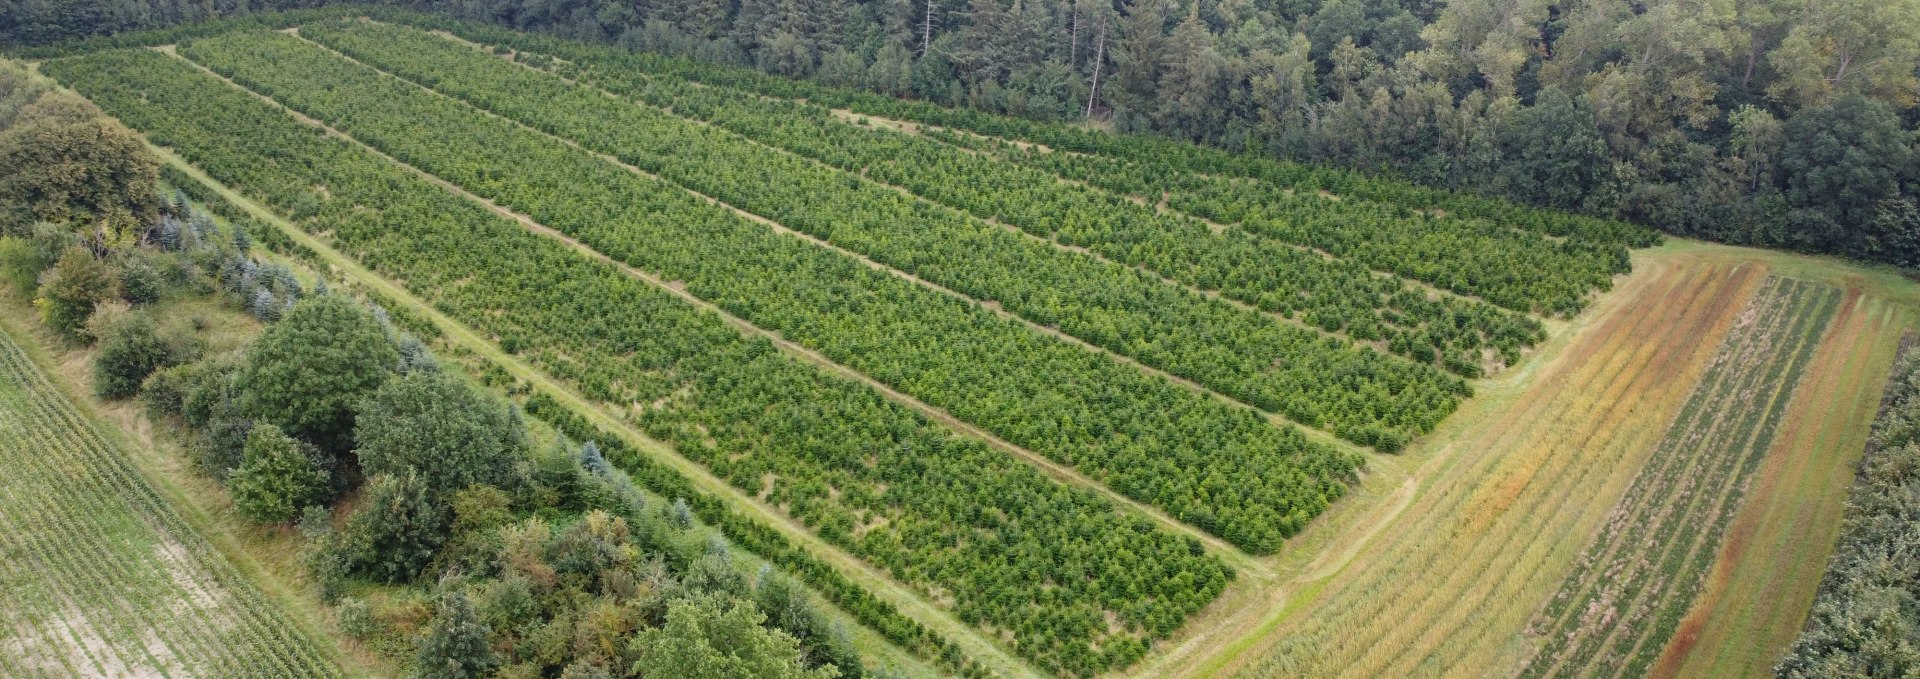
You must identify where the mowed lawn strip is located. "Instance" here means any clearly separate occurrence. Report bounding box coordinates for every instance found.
[0,325,342,678]
[44,46,1234,676]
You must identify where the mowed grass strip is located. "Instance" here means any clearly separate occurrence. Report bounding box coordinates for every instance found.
[0,326,341,678]
[43,46,1234,676]
[1519,276,1842,679]
[1651,289,1915,678]
[1227,255,1760,679]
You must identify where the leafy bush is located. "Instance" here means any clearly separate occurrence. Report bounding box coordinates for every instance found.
[229,422,330,523]
[337,471,449,583]
[90,307,180,398]
[354,370,524,498]
[411,591,496,679]
[34,246,114,341]
[238,293,398,456]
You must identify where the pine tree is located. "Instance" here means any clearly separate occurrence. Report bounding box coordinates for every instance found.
[157,215,180,251]
[248,287,280,322]
[670,497,694,529]
[397,334,439,374]
[579,440,612,477]
[412,590,496,679]
[1152,4,1222,139]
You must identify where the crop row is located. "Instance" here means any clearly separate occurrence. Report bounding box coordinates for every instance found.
[0,330,341,678]
[938,131,1626,317]
[375,10,1657,251]
[163,159,1000,679]
[365,21,1542,377]
[178,26,1368,549]
[291,19,1465,447]
[46,47,1239,675]
[567,57,1562,339]
[1520,277,1838,678]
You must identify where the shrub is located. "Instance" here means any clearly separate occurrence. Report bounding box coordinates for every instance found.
[411,591,496,679]
[629,594,834,679]
[34,246,114,340]
[341,471,449,583]
[192,407,252,480]
[0,222,72,293]
[229,423,330,524]
[141,362,193,421]
[91,308,178,399]
[355,370,523,498]
[239,294,399,456]
[335,598,378,640]
[116,250,167,304]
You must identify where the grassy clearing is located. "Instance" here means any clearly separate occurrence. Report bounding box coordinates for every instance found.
[1519,275,1841,678]
[1649,252,1920,678]
[1139,240,1918,679]
[0,315,341,678]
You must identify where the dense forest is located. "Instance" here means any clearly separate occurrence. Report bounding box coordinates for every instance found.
[3,0,1917,265]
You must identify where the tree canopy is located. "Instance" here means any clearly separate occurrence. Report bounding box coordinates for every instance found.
[0,89,160,243]
[239,293,398,457]
[354,369,524,497]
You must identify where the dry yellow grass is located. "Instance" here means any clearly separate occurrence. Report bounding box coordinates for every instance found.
[1649,255,1920,678]
[1133,240,1919,679]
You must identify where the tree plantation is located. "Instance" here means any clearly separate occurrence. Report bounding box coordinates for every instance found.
[2,5,1918,679]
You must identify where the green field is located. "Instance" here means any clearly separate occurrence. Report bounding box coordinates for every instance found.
[14,12,1911,678]
[0,324,340,678]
